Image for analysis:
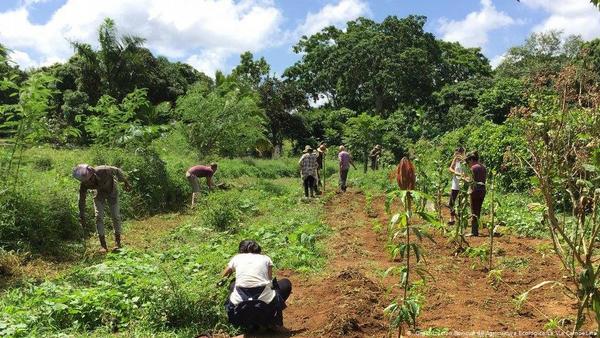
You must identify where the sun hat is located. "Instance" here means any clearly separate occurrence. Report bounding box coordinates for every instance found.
[303,145,313,153]
[73,164,93,182]
[375,144,382,149]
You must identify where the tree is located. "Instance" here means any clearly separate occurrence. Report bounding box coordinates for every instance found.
[232,51,270,89]
[476,77,526,123]
[436,41,492,85]
[343,113,385,172]
[176,81,267,157]
[285,15,442,116]
[72,18,210,106]
[496,31,583,80]
[258,77,307,157]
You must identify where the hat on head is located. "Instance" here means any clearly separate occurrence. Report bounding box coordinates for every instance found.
[339,145,346,151]
[375,144,382,149]
[73,164,93,182]
[303,145,313,153]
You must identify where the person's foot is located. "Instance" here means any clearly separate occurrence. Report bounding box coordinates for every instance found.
[268,325,290,333]
[447,219,455,225]
[111,246,121,253]
[465,232,479,237]
[98,247,108,254]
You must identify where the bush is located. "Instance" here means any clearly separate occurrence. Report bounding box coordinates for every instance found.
[411,120,532,192]
[90,146,186,217]
[199,193,244,231]
[0,181,80,254]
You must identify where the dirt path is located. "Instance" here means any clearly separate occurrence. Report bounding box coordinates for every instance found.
[244,190,590,338]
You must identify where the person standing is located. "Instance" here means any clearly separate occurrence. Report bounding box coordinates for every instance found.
[338,145,356,192]
[447,147,465,225]
[298,146,318,198]
[369,145,382,171]
[465,151,487,237]
[73,164,132,253]
[186,163,218,207]
[316,143,327,193]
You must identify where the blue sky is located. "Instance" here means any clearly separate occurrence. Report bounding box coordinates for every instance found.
[1,0,599,76]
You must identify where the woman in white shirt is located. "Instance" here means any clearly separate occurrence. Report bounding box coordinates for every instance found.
[221,240,292,330]
[448,147,465,225]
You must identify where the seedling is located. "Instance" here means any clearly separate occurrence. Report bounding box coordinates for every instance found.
[384,158,438,338]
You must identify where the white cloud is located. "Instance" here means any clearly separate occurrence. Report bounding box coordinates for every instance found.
[521,0,600,40]
[0,0,283,74]
[295,0,370,37]
[490,53,506,69]
[438,0,516,49]
[185,49,230,77]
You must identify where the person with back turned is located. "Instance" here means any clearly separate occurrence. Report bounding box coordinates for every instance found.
[465,151,487,237]
[73,164,132,253]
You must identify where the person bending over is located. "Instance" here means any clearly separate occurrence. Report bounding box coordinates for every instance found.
[73,164,132,253]
[221,240,292,331]
[186,163,218,207]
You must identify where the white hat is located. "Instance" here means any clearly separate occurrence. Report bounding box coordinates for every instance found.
[73,164,93,182]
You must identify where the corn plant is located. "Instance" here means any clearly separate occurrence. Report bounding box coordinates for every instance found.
[448,178,470,253]
[384,158,438,337]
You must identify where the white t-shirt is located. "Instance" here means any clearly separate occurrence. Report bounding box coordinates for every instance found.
[451,161,464,191]
[228,253,276,305]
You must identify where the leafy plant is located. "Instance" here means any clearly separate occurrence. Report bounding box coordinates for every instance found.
[384,158,437,337]
[515,75,600,334]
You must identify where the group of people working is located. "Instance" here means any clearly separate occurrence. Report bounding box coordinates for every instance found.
[70,143,486,332]
[297,143,359,198]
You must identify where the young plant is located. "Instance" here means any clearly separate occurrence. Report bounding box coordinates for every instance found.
[384,158,438,337]
[448,177,470,253]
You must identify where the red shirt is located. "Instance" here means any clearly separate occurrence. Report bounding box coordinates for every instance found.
[470,162,487,190]
[188,165,214,178]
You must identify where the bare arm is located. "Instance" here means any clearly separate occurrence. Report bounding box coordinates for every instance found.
[207,176,215,190]
[222,266,234,278]
[268,265,273,280]
[448,157,458,174]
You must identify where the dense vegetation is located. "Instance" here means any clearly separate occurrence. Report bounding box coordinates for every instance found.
[1,9,600,337]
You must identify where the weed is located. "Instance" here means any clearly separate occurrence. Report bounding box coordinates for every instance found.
[464,245,490,270]
[499,257,529,270]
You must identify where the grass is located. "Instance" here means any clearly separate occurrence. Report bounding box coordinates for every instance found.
[0,174,329,337]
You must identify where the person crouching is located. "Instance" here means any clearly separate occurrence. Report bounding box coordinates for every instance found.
[221,240,292,331]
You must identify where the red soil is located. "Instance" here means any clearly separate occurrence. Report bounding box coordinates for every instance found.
[241,190,594,338]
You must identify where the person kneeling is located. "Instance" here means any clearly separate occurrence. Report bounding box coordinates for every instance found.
[221,240,292,331]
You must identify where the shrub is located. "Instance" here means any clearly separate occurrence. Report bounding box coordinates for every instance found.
[90,146,186,217]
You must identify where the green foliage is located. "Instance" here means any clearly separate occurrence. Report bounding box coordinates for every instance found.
[343,113,385,172]
[0,167,327,336]
[177,82,267,157]
[285,16,446,116]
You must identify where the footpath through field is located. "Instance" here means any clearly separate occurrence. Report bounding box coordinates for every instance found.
[252,189,588,338]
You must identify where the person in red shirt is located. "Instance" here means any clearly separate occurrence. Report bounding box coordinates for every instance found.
[465,151,487,237]
[186,163,218,207]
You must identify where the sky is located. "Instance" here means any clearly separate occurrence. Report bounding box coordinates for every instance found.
[1,0,600,76]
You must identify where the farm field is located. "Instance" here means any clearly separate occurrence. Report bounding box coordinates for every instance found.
[0,156,593,337]
[2,1,600,337]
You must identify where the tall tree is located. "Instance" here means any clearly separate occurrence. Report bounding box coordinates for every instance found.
[285,15,442,117]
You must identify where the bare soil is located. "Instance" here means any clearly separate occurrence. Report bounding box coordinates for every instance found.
[243,190,593,338]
